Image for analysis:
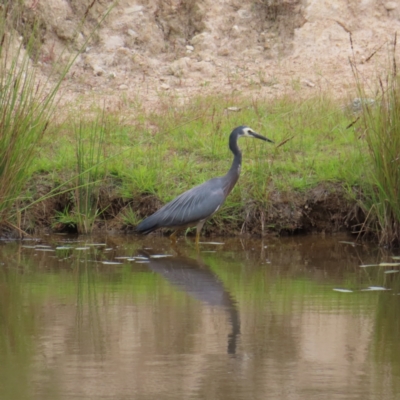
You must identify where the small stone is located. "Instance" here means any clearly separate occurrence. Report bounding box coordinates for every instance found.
[84,54,107,77]
[127,29,138,38]
[192,61,216,76]
[231,25,243,38]
[116,47,131,56]
[160,83,170,90]
[55,20,77,41]
[190,32,208,46]
[119,84,128,90]
[226,106,241,112]
[93,66,105,76]
[169,57,191,77]
[385,1,397,10]
[186,45,194,52]
[303,79,315,87]
[104,35,125,51]
[218,48,230,56]
[237,9,252,19]
[125,6,144,14]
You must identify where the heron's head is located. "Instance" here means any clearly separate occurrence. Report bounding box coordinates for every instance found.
[234,125,274,143]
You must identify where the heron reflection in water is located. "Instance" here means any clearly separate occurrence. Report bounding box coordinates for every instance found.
[141,250,240,355]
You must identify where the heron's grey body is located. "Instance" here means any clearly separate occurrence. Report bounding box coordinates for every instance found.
[136,177,227,234]
[135,125,273,242]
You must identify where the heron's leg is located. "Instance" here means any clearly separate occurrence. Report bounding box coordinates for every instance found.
[195,220,206,245]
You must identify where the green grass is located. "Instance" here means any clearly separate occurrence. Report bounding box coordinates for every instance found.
[28,92,362,231]
[0,4,379,240]
[0,1,113,236]
[351,40,400,247]
[1,5,398,246]
[0,5,55,231]
[0,3,365,238]
[73,115,109,233]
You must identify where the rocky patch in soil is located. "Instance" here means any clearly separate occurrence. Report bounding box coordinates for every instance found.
[14,0,400,112]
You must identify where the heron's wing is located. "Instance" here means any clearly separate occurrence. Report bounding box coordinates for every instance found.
[158,179,225,227]
[136,178,225,232]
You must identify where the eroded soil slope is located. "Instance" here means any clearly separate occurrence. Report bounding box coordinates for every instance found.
[20,0,400,110]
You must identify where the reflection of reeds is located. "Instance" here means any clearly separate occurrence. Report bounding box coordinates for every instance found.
[373,273,400,393]
[351,34,400,247]
[73,251,107,356]
[0,266,36,399]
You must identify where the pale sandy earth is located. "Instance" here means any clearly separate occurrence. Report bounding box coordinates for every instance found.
[25,0,400,113]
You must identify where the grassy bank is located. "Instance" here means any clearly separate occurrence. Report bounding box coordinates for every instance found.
[23,92,365,236]
[0,0,112,236]
[2,1,396,243]
[348,36,400,248]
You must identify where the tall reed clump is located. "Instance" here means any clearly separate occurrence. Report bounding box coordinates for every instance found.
[73,116,108,234]
[0,1,112,235]
[0,4,55,231]
[352,36,400,247]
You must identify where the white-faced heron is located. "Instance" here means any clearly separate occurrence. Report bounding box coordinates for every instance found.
[135,125,274,243]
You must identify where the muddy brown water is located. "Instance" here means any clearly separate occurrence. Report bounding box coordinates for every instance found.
[1,233,400,399]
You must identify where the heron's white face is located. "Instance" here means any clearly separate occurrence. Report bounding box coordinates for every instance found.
[234,125,272,143]
[242,127,256,137]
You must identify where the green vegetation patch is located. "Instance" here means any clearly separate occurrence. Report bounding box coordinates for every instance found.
[26,92,364,235]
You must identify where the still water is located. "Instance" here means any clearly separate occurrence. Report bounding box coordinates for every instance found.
[1,233,400,399]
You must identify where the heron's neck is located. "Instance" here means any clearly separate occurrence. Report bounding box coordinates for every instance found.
[222,135,242,195]
[227,148,242,177]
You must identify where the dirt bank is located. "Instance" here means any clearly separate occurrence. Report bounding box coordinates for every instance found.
[19,177,360,238]
[17,0,400,112]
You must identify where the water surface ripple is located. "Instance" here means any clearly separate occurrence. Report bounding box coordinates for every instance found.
[0,234,399,399]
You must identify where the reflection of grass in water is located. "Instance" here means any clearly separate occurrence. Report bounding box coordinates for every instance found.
[0,267,36,399]
[203,255,384,314]
[74,252,107,355]
[3,242,400,397]
[28,267,160,299]
[372,276,400,393]
[0,242,395,352]
[0,246,387,312]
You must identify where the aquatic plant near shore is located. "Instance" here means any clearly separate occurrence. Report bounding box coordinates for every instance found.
[73,116,108,234]
[0,6,55,232]
[0,1,113,236]
[352,34,400,247]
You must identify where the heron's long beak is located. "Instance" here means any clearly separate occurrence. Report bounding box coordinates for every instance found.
[250,131,274,144]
